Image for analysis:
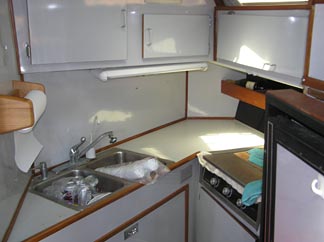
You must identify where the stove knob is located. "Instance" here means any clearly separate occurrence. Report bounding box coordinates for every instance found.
[236,199,243,207]
[210,177,219,187]
[222,187,232,197]
[236,199,246,209]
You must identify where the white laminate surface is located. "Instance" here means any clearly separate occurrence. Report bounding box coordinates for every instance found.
[119,120,264,161]
[8,120,264,241]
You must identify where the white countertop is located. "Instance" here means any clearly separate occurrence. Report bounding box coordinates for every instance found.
[8,119,264,241]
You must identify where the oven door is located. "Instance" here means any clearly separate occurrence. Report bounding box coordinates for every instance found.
[196,186,258,242]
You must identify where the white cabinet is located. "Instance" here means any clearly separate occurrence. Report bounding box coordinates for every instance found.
[217,10,309,87]
[26,0,127,64]
[106,190,186,242]
[196,187,256,242]
[143,14,210,59]
[309,4,324,81]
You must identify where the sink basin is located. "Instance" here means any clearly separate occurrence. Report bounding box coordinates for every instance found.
[30,168,130,210]
[85,148,173,170]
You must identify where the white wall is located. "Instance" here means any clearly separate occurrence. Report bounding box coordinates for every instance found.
[24,71,186,166]
[188,63,245,117]
[0,0,30,238]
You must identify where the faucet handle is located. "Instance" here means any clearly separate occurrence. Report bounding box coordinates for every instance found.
[71,137,86,153]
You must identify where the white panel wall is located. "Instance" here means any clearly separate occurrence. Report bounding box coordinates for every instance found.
[188,63,245,117]
[24,71,186,166]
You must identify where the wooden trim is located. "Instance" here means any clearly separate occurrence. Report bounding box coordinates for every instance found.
[314,0,324,3]
[216,5,312,10]
[95,185,189,242]
[96,117,186,153]
[267,89,324,122]
[8,0,23,79]
[24,154,194,241]
[304,6,315,77]
[221,80,266,110]
[2,177,33,242]
[187,117,235,120]
[214,8,218,61]
[24,183,143,242]
[201,187,258,241]
[185,71,188,119]
[12,80,45,97]
[142,14,144,59]
[303,76,324,90]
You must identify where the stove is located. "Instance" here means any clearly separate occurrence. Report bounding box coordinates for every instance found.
[198,148,263,235]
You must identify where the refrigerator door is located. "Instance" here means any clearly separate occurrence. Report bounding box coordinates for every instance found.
[274,144,324,242]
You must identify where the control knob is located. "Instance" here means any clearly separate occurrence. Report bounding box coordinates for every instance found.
[210,177,219,187]
[222,187,232,198]
[236,199,246,209]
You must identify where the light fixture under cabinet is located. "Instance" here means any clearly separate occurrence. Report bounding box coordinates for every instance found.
[93,62,208,81]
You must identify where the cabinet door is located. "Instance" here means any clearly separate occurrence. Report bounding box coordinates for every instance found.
[196,187,256,242]
[106,191,186,242]
[27,0,127,64]
[217,10,308,79]
[143,14,210,59]
[309,4,324,81]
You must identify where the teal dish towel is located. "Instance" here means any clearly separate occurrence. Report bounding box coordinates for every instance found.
[242,180,262,206]
[248,148,264,167]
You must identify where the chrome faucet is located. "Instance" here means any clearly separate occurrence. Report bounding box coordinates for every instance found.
[70,131,117,164]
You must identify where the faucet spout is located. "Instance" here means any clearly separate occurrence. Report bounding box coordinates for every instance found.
[78,131,117,159]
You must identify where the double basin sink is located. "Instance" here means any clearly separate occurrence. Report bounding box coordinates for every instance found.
[30,148,173,211]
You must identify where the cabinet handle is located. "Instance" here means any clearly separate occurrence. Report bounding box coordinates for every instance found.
[121,9,127,28]
[146,28,152,47]
[25,42,31,59]
[263,63,277,71]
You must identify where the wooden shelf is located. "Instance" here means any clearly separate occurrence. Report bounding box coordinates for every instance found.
[0,80,45,134]
[221,80,266,110]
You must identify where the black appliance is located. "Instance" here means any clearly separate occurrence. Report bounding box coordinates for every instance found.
[261,90,324,242]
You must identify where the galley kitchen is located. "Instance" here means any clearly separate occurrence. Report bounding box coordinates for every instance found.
[0,0,323,241]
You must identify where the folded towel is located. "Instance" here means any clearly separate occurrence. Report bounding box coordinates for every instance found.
[248,148,264,167]
[242,180,262,206]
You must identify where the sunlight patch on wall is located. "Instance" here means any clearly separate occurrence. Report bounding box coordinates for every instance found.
[236,45,269,70]
[90,110,133,123]
[200,132,264,150]
[152,38,177,54]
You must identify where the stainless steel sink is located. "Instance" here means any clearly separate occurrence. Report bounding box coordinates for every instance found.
[30,168,130,210]
[85,148,173,170]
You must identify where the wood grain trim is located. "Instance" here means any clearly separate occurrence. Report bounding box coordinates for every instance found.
[24,183,143,242]
[8,0,23,79]
[216,5,312,10]
[185,71,188,119]
[267,89,324,122]
[12,80,45,97]
[24,155,194,241]
[214,8,217,61]
[187,117,235,120]
[314,0,324,3]
[201,187,258,241]
[0,95,34,134]
[96,117,186,153]
[304,6,315,77]
[303,76,324,91]
[2,177,33,242]
[142,14,144,59]
[95,185,189,242]
[221,80,266,110]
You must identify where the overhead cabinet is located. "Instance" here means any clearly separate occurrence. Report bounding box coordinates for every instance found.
[216,10,309,87]
[143,14,210,59]
[26,0,127,64]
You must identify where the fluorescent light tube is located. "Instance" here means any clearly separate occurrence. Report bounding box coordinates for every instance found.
[94,62,208,81]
